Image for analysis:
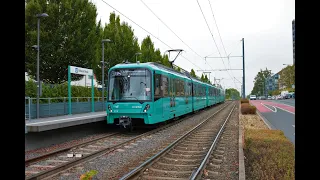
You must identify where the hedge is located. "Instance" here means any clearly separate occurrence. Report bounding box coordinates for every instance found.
[241,103,256,114]
[25,80,107,103]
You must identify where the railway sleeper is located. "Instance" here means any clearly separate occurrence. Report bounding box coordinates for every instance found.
[152,162,198,171]
[143,167,192,178]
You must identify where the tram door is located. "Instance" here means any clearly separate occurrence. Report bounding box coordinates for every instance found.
[169,77,176,118]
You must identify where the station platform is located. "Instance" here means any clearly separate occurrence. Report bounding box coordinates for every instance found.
[26,111,107,132]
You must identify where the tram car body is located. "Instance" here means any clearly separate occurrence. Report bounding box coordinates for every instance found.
[106,62,225,128]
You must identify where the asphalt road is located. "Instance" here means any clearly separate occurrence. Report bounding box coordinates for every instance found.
[250,99,295,144]
[266,99,295,107]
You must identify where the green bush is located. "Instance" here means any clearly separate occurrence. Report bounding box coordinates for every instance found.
[241,98,249,104]
[241,103,256,114]
[25,80,107,103]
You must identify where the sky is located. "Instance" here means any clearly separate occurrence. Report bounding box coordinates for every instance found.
[90,0,295,96]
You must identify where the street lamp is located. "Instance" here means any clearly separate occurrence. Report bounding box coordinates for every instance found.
[35,13,49,119]
[135,52,142,62]
[101,39,111,110]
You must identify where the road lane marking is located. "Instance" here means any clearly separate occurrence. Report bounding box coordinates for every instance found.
[276,101,295,108]
[273,105,295,115]
[261,103,277,113]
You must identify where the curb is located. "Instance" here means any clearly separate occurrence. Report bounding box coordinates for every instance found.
[256,111,274,130]
[249,101,275,130]
[238,102,245,180]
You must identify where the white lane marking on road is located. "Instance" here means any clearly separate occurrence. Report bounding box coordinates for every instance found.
[272,105,295,115]
[261,103,277,112]
[276,100,295,108]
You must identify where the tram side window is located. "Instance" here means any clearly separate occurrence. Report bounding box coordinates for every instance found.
[162,75,169,97]
[176,79,180,96]
[180,80,185,96]
[154,74,162,99]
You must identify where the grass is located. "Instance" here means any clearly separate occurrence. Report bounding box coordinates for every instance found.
[80,170,98,180]
[244,129,295,180]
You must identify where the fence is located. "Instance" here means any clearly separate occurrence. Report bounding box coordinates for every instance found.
[25,97,107,119]
[25,97,31,120]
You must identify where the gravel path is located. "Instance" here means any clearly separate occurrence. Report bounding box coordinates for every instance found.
[45,102,230,180]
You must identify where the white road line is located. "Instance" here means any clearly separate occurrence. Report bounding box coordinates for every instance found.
[26,114,107,125]
[276,101,295,108]
[272,105,295,115]
[261,103,277,113]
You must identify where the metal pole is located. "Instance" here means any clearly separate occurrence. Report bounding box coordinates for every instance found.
[37,18,40,119]
[91,72,95,112]
[102,42,105,110]
[68,66,72,115]
[242,38,245,98]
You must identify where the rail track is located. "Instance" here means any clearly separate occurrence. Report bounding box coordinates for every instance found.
[119,102,236,180]
[25,103,228,180]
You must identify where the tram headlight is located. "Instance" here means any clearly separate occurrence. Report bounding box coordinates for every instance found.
[108,105,112,112]
[143,104,150,112]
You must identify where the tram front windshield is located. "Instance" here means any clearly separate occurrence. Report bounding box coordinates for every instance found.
[108,68,152,101]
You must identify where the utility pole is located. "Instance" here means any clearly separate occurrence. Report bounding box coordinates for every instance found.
[242,38,245,99]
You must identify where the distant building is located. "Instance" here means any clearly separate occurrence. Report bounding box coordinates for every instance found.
[292,19,295,65]
[265,73,280,92]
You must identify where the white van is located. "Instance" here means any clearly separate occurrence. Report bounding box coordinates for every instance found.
[249,95,257,100]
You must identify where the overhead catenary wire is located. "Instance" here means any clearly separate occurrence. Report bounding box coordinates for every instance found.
[100,0,203,71]
[208,0,240,90]
[196,0,237,89]
[139,0,211,75]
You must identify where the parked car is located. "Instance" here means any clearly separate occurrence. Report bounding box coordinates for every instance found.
[276,95,283,100]
[249,95,257,100]
[272,96,276,100]
[260,96,266,100]
[267,96,272,100]
[284,94,292,99]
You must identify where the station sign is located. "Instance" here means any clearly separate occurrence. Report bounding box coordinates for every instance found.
[70,66,93,76]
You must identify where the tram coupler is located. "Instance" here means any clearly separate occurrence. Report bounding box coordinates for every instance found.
[117,116,132,128]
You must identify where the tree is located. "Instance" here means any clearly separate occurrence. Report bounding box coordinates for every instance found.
[25,0,100,84]
[225,88,240,100]
[250,68,272,96]
[95,13,140,84]
[201,74,205,82]
[204,74,209,83]
[140,36,156,63]
[279,65,295,89]
[190,69,197,78]
[161,54,171,67]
